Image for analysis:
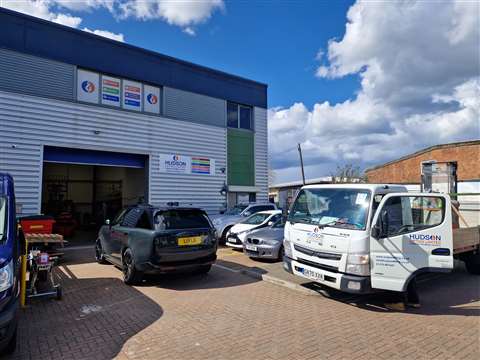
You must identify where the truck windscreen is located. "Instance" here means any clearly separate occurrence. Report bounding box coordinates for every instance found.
[288,188,371,230]
[0,197,6,243]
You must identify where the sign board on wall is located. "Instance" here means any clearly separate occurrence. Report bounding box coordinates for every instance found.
[159,154,215,175]
[123,80,142,111]
[101,75,121,107]
[143,85,161,114]
[77,69,99,103]
[77,69,161,113]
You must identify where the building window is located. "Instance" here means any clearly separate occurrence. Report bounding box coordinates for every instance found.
[227,101,253,130]
[227,102,238,128]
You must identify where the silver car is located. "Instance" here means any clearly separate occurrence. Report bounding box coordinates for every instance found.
[211,203,277,243]
[243,219,285,261]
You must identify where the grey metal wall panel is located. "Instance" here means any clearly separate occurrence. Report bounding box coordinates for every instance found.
[0,48,75,101]
[254,107,269,202]
[0,90,227,215]
[164,87,226,128]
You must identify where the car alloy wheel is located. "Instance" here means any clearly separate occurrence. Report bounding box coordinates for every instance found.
[122,248,143,285]
[123,251,133,278]
[95,240,107,264]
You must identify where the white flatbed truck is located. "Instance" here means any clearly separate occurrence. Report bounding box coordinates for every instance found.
[283,184,480,293]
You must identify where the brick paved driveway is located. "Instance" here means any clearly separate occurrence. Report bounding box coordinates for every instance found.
[5,247,480,360]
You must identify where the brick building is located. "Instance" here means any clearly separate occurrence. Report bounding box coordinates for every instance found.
[365,140,480,184]
[365,140,480,227]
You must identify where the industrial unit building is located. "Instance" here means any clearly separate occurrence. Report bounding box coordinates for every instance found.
[0,9,268,228]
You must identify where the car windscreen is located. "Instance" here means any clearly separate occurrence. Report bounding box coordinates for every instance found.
[224,204,248,215]
[288,188,371,230]
[0,197,6,244]
[242,213,271,225]
[154,209,211,230]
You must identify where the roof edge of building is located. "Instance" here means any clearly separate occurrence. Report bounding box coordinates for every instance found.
[365,139,480,173]
[0,7,268,89]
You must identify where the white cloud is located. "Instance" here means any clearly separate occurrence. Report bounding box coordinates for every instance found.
[183,26,196,36]
[2,1,224,36]
[83,27,124,42]
[118,0,224,34]
[54,0,114,12]
[1,0,82,27]
[0,0,124,40]
[270,0,480,182]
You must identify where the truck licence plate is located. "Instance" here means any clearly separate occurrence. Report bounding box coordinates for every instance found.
[296,266,324,281]
[178,236,203,246]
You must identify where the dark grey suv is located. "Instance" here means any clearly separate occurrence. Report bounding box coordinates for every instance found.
[95,204,217,285]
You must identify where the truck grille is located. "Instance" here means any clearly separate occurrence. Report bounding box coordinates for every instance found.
[294,244,342,261]
[296,257,339,273]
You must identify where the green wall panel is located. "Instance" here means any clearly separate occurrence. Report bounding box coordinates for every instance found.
[227,129,254,186]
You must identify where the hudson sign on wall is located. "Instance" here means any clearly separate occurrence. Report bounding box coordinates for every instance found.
[159,154,215,176]
[77,69,161,114]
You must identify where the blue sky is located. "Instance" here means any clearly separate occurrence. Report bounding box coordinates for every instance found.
[2,1,479,184]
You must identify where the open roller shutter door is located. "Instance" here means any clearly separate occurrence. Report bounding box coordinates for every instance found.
[43,146,147,168]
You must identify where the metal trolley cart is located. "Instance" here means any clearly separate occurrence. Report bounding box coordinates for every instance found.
[27,249,62,301]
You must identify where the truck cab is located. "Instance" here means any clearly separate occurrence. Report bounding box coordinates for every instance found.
[0,173,21,354]
[283,184,455,294]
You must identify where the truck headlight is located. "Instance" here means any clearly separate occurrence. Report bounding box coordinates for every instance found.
[283,238,293,258]
[0,259,14,292]
[346,254,370,276]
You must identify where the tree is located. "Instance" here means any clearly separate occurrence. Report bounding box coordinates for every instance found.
[331,164,366,183]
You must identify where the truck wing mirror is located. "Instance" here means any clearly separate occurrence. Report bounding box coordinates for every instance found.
[380,210,389,238]
[372,210,389,239]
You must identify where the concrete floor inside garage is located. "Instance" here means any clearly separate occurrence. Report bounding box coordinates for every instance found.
[41,163,146,244]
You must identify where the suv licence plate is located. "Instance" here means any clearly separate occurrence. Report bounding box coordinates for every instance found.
[178,236,203,246]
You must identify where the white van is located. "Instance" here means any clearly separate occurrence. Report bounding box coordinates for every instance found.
[283,184,480,293]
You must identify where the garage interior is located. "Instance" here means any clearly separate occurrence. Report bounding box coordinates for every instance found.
[41,147,147,241]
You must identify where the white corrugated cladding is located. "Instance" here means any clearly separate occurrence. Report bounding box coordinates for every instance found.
[164,87,226,128]
[0,90,227,215]
[254,107,268,202]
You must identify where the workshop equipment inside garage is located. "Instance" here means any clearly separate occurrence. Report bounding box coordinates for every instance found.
[41,147,147,239]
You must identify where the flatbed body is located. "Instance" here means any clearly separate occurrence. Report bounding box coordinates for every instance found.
[453,227,480,254]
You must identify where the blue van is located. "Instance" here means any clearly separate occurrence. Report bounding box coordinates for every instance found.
[0,173,20,354]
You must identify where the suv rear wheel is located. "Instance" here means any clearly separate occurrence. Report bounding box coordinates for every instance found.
[122,248,143,285]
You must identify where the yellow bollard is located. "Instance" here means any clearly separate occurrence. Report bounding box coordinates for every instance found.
[20,254,27,307]
[19,233,28,308]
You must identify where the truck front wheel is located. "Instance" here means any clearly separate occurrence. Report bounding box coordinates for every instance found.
[464,252,480,275]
